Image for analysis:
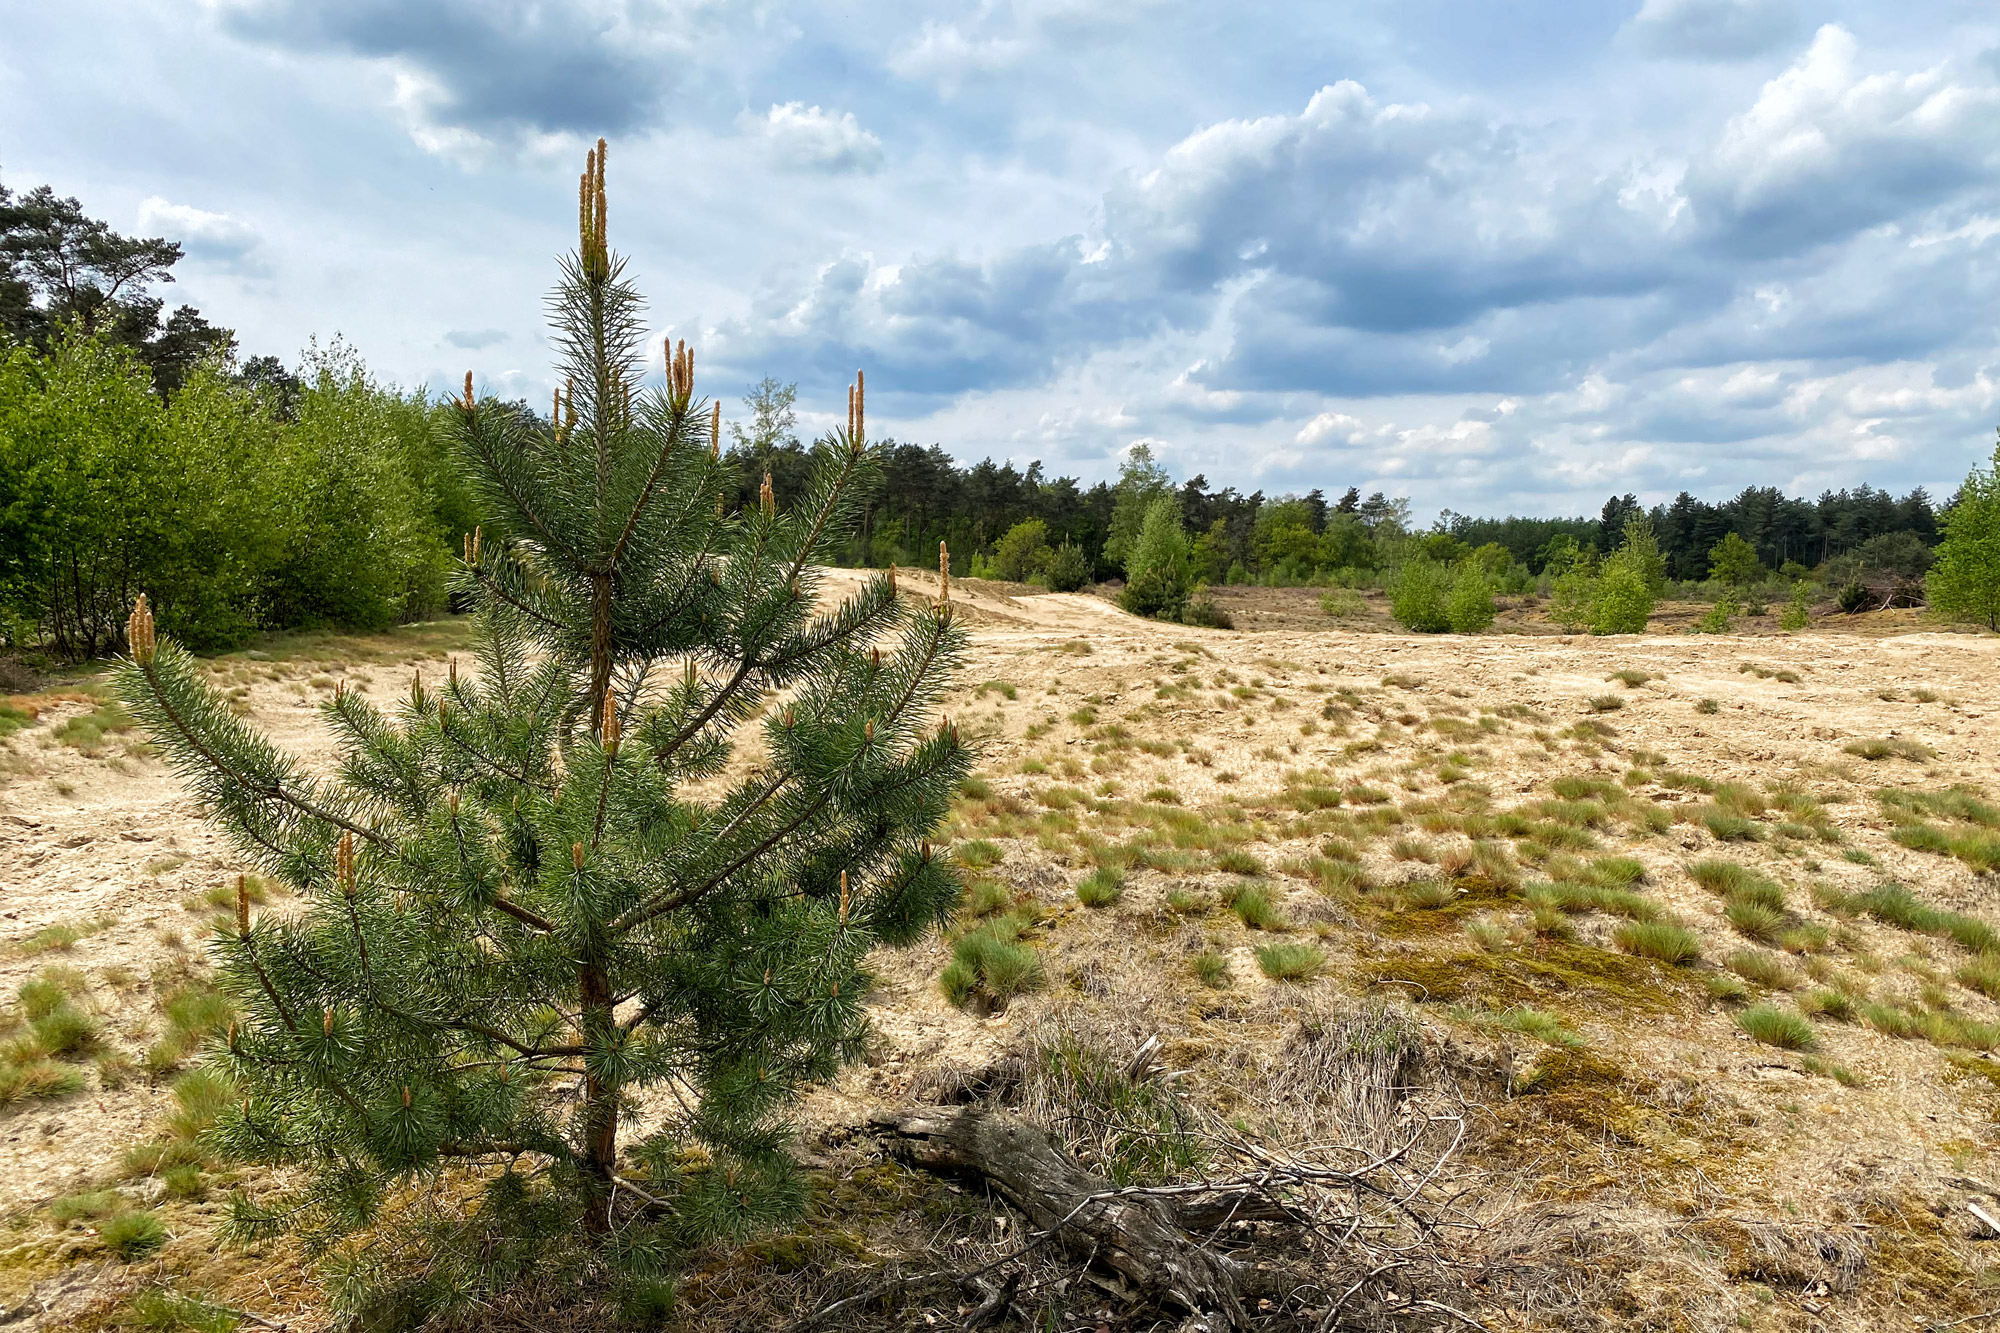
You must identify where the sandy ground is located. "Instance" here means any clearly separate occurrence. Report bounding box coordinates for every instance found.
[2,578,1998,1328]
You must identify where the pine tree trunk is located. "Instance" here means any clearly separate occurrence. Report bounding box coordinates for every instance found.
[579,959,617,1234]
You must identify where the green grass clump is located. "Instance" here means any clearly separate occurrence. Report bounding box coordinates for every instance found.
[1798,988,1860,1022]
[1586,856,1646,887]
[1481,1005,1584,1047]
[1612,921,1701,965]
[1879,787,2000,827]
[1958,956,2000,1000]
[1725,949,1795,990]
[1851,884,2000,953]
[51,700,136,756]
[1724,897,1786,942]
[1075,866,1124,908]
[98,1209,169,1260]
[1736,1004,1816,1049]
[48,1190,125,1224]
[1525,882,1662,922]
[1586,695,1624,713]
[1254,941,1324,982]
[1225,883,1286,931]
[1695,698,1720,715]
[1607,670,1652,687]
[1191,951,1231,988]
[1704,973,1752,1003]
[1213,848,1264,876]
[957,839,1005,869]
[941,916,1043,1008]
[0,1059,85,1105]
[119,1291,240,1333]
[1701,809,1763,842]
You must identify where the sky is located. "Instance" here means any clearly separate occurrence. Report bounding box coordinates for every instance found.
[4,1,2000,519]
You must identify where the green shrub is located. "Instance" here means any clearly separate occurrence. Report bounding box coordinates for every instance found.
[1319,588,1366,620]
[1446,563,1495,633]
[1736,1004,1815,1050]
[1612,921,1701,964]
[1692,598,1738,634]
[1778,582,1813,631]
[1040,542,1093,593]
[1254,941,1324,982]
[1926,436,2000,630]
[1120,496,1194,621]
[1389,559,1454,633]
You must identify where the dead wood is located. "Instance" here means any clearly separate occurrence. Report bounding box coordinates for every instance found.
[870,1105,1253,1328]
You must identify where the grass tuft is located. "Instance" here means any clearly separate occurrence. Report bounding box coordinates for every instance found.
[1736,1004,1816,1050]
[1254,941,1324,982]
[1075,866,1124,908]
[1612,921,1702,965]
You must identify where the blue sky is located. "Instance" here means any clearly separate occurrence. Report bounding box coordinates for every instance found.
[4,1,1999,517]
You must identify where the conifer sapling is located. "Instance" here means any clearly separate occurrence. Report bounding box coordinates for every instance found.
[116,139,969,1293]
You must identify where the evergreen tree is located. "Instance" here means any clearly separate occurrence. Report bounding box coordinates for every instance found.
[1928,434,2000,630]
[114,141,969,1305]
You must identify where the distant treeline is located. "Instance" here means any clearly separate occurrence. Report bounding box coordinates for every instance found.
[0,176,1969,659]
[720,388,1946,589]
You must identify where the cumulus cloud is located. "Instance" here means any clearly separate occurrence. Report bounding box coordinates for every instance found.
[135,197,270,276]
[1623,0,1800,61]
[739,103,883,173]
[213,0,690,150]
[1687,25,2000,256]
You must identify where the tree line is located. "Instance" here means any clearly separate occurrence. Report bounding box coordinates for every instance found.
[3,173,1992,661]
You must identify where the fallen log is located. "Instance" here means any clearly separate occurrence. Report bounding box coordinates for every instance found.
[870,1105,1251,1328]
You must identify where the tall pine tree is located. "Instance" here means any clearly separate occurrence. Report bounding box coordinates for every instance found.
[115,140,968,1304]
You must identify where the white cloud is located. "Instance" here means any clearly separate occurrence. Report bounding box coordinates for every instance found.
[1691,26,2000,252]
[135,196,269,276]
[1295,411,1364,445]
[740,102,883,174]
[1624,0,1800,61]
[887,21,1029,93]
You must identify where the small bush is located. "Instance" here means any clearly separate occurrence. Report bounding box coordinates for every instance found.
[1587,694,1624,713]
[1389,559,1455,633]
[1736,1004,1815,1050]
[1613,921,1701,964]
[1692,598,1738,634]
[1702,810,1762,843]
[1695,698,1720,715]
[1607,669,1652,687]
[1191,951,1231,988]
[1254,941,1324,982]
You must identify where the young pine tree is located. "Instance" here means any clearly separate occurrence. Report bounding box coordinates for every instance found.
[115,141,969,1303]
